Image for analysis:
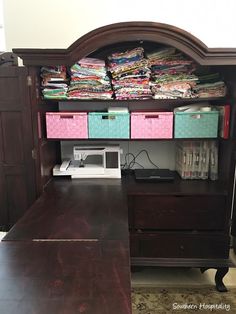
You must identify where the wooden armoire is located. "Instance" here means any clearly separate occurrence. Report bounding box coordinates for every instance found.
[1,22,236,291]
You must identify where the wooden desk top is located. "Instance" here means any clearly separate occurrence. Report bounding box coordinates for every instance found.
[4,178,128,241]
[1,178,132,314]
[4,175,227,241]
[0,241,131,314]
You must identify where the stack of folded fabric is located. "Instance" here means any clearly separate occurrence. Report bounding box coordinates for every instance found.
[108,47,152,100]
[41,66,68,99]
[67,58,113,99]
[193,73,226,98]
[147,48,198,99]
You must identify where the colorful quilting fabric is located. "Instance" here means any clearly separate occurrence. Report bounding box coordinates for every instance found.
[68,57,113,99]
[41,66,68,99]
[108,47,152,100]
[147,48,196,98]
[40,48,227,101]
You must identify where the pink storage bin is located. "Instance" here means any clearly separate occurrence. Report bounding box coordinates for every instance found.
[46,112,88,139]
[131,112,173,139]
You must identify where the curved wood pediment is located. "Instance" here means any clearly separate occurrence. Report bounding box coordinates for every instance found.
[13,21,236,66]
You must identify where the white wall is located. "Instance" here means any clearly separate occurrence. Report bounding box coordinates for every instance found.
[0,0,5,51]
[3,0,236,51]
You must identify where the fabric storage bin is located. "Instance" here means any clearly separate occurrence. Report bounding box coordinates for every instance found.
[174,111,219,138]
[46,112,88,138]
[131,112,173,139]
[88,112,129,138]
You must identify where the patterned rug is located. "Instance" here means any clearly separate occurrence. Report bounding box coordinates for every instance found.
[132,287,236,313]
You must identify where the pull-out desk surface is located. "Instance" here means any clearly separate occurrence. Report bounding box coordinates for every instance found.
[4,178,129,241]
[1,178,131,314]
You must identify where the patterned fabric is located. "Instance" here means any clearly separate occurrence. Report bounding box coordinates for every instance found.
[41,66,68,99]
[68,58,113,99]
[108,47,152,100]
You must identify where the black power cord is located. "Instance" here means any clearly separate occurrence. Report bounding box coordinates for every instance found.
[122,149,159,170]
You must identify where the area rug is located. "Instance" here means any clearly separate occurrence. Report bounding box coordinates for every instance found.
[132,287,236,313]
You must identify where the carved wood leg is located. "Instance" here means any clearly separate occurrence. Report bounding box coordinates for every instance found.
[200,267,228,292]
[215,267,228,292]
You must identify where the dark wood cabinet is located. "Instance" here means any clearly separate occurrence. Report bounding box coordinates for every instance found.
[1,22,236,292]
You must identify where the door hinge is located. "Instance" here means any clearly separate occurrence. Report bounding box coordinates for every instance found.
[27,75,32,86]
[32,148,37,160]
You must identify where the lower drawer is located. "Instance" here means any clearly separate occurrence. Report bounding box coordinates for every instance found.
[130,232,229,259]
[131,195,227,230]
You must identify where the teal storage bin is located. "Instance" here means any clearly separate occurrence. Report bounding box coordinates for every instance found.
[89,112,130,138]
[174,111,219,138]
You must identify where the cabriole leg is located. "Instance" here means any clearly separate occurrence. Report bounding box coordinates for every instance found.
[215,267,228,292]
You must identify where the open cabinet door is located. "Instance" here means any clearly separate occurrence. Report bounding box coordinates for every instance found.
[0,66,36,229]
[230,151,236,253]
[231,192,236,253]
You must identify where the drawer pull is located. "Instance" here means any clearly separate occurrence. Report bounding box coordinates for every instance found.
[180,245,185,250]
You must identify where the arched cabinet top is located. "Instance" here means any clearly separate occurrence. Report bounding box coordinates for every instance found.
[13,21,236,66]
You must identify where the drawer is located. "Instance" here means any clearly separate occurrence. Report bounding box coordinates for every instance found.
[130,232,229,259]
[131,195,227,230]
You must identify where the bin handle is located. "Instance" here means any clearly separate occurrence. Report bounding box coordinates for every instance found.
[102,115,116,120]
[145,115,159,119]
[60,115,74,119]
[190,114,202,119]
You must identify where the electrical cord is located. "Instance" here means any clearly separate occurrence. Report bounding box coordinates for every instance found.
[122,149,159,170]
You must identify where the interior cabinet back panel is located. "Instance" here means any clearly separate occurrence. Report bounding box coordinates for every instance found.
[132,195,227,230]
[1,112,24,164]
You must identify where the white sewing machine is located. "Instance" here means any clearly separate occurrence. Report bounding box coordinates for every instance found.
[53,145,122,179]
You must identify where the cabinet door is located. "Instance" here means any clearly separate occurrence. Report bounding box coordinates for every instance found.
[0,67,36,229]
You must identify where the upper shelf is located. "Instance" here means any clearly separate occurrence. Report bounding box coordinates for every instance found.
[44,97,227,102]
[13,22,236,66]
[40,97,230,111]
